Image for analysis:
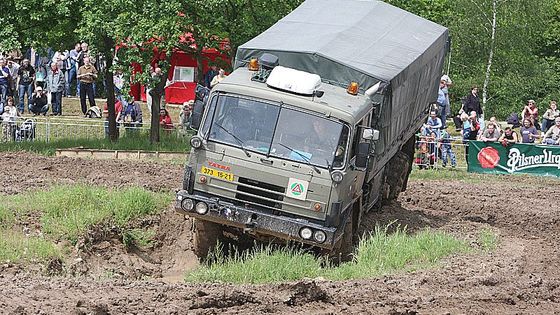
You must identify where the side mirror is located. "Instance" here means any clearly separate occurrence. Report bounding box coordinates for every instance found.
[362,128,379,141]
[354,142,370,169]
[190,100,205,130]
[191,84,211,130]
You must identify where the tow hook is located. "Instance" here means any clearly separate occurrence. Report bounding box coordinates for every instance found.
[243,214,257,233]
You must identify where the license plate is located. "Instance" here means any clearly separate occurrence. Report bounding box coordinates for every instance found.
[200,166,234,181]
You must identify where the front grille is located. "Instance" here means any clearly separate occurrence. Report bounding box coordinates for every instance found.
[235,177,285,209]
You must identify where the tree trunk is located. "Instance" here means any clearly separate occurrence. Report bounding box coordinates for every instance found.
[149,72,168,143]
[103,36,118,142]
[482,0,498,114]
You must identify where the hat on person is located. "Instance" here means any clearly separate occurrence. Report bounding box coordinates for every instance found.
[441,74,452,85]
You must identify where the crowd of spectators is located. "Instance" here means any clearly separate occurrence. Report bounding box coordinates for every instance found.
[416,75,560,169]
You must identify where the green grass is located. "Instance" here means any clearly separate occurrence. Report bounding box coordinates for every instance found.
[0,131,191,156]
[0,230,61,263]
[478,228,499,251]
[122,228,156,248]
[1,185,171,245]
[185,226,470,284]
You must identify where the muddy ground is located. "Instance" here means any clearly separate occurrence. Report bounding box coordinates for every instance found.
[0,151,559,314]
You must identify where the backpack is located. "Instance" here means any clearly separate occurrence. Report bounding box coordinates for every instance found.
[85,106,102,118]
[507,112,521,128]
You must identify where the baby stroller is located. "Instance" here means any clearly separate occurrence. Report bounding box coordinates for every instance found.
[15,119,36,142]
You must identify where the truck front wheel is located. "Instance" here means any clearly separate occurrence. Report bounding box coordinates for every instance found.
[328,210,355,264]
[192,219,224,260]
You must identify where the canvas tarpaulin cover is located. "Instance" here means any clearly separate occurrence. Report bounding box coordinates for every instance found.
[235,0,449,167]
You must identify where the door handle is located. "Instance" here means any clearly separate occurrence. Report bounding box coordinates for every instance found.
[260,158,273,165]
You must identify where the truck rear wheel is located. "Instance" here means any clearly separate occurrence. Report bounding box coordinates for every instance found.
[193,219,224,260]
[382,150,412,202]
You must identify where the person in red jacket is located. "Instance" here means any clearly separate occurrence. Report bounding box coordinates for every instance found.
[159,108,174,130]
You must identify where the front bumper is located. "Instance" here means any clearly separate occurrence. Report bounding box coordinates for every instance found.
[175,190,341,249]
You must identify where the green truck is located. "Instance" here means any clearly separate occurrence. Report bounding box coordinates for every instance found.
[176,0,449,259]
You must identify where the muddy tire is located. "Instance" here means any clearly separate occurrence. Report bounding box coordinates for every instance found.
[382,150,412,202]
[193,219,223,260]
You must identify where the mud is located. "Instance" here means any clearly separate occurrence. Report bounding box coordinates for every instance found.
[1,152,559,314]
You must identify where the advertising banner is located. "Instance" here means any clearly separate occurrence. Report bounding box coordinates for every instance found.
[468,141,560,177]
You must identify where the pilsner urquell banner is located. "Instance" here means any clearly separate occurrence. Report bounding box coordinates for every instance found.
[468,141,560,177]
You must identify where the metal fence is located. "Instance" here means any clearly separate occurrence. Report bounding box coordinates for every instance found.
[414,137,469,170]
[0,116,188,143]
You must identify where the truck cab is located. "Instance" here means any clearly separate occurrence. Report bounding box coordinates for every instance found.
[176,63,379,257]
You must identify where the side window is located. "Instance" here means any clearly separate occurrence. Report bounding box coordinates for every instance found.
[350,120,363,158]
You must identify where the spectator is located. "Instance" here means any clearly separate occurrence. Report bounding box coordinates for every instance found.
[146,66,163,114]
[113,69,125,102]
[29,86,48,115]
[179,100,193,133]
[437,79,448,128]
[520,118,540,144]
[488,116,502,135]
[541,117,560,145]
[119,98,143,133]
[1,97,19,142]
[159,108,174,130]
[0,58,9,113]
[204,64,218,88]
[104,100,123,120]
[67,43,81,96]
[16,59,35,114]
[423,110,442,137]
[415,135,434,169]
[499,127,519,146]
[46,62,65,116]
[464,86,482,120]
[77,56,98,116]
[210,68,227,88]
[479,122,500,142]
[441,74,452,117]
[34,58,48,89]
[439,126,457,168]
[522,99,538,122]
[541,101,559,132]
[463,111,480,162]
[6,58,20,102]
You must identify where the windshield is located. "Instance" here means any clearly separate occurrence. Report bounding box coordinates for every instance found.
[205,94,349,168]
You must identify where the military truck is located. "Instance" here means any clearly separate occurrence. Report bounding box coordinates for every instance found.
[176,0,449,259]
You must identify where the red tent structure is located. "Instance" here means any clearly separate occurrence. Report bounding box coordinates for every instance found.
[119,34,230,104]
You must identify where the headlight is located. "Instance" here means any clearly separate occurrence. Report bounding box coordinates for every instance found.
[299,227,313,240]
[190,136,203,149]
[313,230,327,243]
[331,170,344,183]
[195,202,209,215]
[181,198,194,211]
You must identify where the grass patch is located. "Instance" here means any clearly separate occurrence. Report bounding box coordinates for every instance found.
[0,131,191,156]
[478,228,499,251]
[0,230,61,263]
[185,226,469,284]
[2,185,170,244]
[122,228,156,248]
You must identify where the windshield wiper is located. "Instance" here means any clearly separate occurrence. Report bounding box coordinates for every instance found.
[214,123,251,157]
[277,142,321,174]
